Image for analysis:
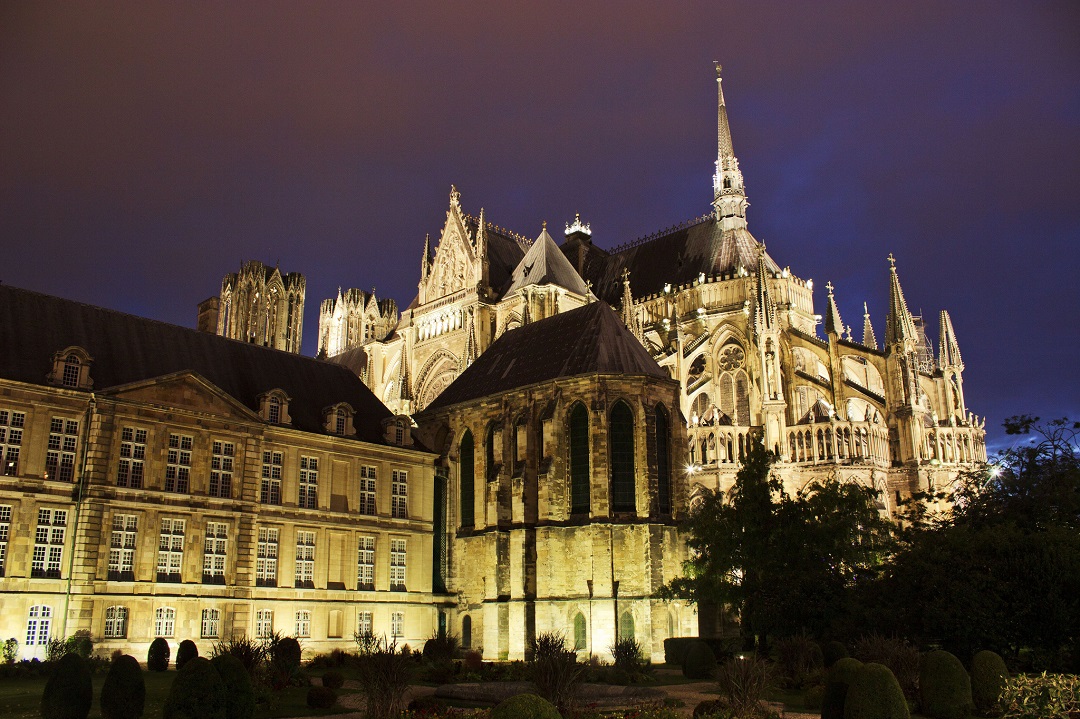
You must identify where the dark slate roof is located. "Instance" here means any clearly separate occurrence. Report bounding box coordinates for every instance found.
[463,216,529,292]
[502,228,591,297]
[0,285,401,446]
[422,301,669,412]
[563,216,780,305]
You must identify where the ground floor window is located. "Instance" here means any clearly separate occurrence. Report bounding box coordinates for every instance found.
[26,606,51,647]
[573,612,586,651]
[256,610,273,639]
[201,608,220,638]
[155,607,176,637]
[104,606,128,639]
[295,610,311,638]
[391,611,403,639]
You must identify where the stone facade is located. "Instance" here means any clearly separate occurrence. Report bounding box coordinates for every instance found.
[0,287,440,660]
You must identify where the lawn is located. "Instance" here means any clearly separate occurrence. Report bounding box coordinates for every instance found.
[0,669,358,719]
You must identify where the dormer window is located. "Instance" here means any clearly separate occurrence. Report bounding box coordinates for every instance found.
[382,416,413,447]
[48,346,93,390]
[324,403,355,437]
[257,390,292,425]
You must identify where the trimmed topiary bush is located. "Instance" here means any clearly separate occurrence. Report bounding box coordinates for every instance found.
[147,638,170,672]
[490,693,561,719]
[822,657,863,719]
[920,650,974,719]
[210,654,255,719]
[971,650,1007,715]
[305,685,337,709]
[824,641,850,668]
[682,640,718,680]
[844,662,909,719]
[40,653,93,719]
[175,640,199,670]
[273,636,301,667]
[100,654,145,719]
[664,637,696,666]
[162,656,226,719]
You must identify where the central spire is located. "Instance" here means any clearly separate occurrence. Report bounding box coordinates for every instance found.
[712,64,748,228]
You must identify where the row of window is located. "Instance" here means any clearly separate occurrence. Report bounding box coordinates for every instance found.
[27,605,406,644]
[459,401,673,525]
[1,409,411,513]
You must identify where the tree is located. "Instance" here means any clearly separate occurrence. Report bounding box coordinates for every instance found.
[870,417,1080,668]
[661,438,894,646]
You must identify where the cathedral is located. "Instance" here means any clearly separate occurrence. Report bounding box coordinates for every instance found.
[323,66,987,509]
[0,68,986,664]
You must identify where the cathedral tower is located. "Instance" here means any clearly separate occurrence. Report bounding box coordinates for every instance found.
[212,261,305,353]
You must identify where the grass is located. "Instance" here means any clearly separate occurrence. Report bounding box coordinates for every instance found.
[0,669,357,719]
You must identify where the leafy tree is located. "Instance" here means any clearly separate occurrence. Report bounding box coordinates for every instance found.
[660,438,894,646]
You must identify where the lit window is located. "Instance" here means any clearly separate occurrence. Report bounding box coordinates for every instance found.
[0,505,11,577]
[156,518,185,582]
[104,606,128,639]
[391,611,403,639]
[359,466,377,515]
[210,440,235,498]
[357,610,373,636]
[295,530,315,588]
[260,450,283,504]
[203,522,228,584]
[117,427,147,488]
[335,408,346,435]
[165,434,193,493]
[155,607,175,638]
[201,608,220,638]
[45,418,79,482]
[357,536,375,590]
[295,610,311,638]
[108,514,138,581]
[299,456,318,509]
[31,508,66,578]
[61,355,81,388]
[390,538,406,590]
[268,396,281,424]
[256,527,279,587]
[26,606,52,647]
[255,610,273,638]
[391,470,407,519]
[0,410,26,476]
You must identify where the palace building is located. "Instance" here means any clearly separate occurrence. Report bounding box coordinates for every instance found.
[0,68,986,662]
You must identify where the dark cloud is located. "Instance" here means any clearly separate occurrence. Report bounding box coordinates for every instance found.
[2,1,1078,448]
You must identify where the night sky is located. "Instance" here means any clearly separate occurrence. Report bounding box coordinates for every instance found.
[2,2,1077,452]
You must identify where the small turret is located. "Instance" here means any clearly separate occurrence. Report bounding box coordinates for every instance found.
[824,281,844,336]
[862,302,879,350]
[753,244,777,335]
[421,234,431,280]
[885,254,917,348]
[938,310,964,370]
[712,64,749,229]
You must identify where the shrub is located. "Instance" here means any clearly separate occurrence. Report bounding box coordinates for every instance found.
[774,634,824,688]
[354,629,380,656]
[824,641,850,668]
[176,639,199,670]
[804,684,826,710]
[853,634,920,701]
[716,654,772,713]
[162,656,226,719]
[66,630,94,659]
[490,693,561,719]
[408,694,450,714]
[210,636,264,675]
[463,649,484,672]
[611,636,648,674]
[920,650,974,719]
[40,653,93,719]
[971,650,1008,715]
[264,634,303,689]
[1000,672,1080,719]
[822,657,864,719]
[2,637,17,663]
[100,654,145,719]
[530,632,583,713]
[305,685,337,709]
[693,699,730,718]
[272,636,301,667]
[321,670,344,689]
[354,636,411,719]
[844,662,909,719]
[147,638,170,671]
[422,632,459,664]
[211,654,255,719]
[665,637,695,666]
[683,640,718,680]
[46,637,70,662]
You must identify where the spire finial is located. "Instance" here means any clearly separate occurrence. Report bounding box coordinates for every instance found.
[542,220,547,231]
[825,280,834,296]
[887,252,897,270]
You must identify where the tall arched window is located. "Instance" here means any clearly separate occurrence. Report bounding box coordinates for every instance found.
[485,424,498,481]
[573,612,587,651]
[461,615,472,648]
[619,611,635,641]
[655,405,672,514]
[610,401,636,513]
[460,431,474,527]
[569,403,590,514]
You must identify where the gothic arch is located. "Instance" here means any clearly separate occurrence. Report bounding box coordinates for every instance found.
[568,402,590,515]
[499,312,523,337]
[609,399,636,513]
[416,349,461,410]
